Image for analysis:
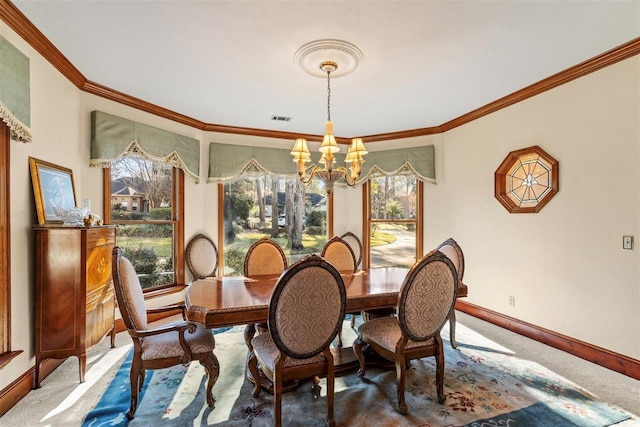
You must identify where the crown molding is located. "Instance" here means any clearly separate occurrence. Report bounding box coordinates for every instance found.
[440,37,640,132]
[2,0,639,142]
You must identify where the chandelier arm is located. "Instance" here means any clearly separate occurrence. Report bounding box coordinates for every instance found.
[334,166,358,187]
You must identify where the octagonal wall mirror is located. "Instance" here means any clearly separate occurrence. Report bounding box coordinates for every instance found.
[494,145,559,213]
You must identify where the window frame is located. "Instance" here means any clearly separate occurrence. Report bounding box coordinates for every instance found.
[103,166,185,292]
[362,179,423,269]
[0,119,22,369]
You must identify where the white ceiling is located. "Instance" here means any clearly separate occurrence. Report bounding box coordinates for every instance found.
[12,0,640,139]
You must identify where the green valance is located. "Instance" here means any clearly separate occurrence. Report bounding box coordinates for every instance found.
[90,110,200,182]
[358,145,436,184]
[0,35,31,142]
[208,142,299,182]
[209,142,436,184]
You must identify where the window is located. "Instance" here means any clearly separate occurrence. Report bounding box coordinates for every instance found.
[105,154,185,290]
[494,145,559,213]
[219,175,327,276]
[365,172,423,268]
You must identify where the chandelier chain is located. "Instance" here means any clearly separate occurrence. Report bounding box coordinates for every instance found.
[326,69,331,122]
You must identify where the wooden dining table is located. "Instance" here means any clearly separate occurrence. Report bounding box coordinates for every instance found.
[185,267,410,390]
[185,266,409,329]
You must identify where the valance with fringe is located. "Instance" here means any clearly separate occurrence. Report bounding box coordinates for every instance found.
[90,110,200,182]
[209,142,436,184]
[208,143,299,182]
[0,35,31,143]
[357,145,436,184]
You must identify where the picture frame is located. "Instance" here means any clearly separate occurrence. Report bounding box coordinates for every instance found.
[29,157,78,224]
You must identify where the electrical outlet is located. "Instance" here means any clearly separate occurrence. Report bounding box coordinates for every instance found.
[508,296,515,307]
[623,236,633,250]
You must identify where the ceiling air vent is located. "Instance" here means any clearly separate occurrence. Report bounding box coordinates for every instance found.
[271,115,291,122]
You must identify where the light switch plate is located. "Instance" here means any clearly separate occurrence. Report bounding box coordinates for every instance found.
[623,236,633,250]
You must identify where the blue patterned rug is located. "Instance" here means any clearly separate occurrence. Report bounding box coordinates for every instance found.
[82,323,636,427]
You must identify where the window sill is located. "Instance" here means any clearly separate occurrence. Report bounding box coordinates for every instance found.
[0,350,23,370]
[143,284,187,300]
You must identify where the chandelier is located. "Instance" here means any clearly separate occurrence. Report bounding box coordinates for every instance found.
[291,40,367,193]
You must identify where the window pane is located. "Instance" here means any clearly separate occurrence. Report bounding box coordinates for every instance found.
[114,223,175,289]
[110,155,176,289]
[110,156,172,216]
[222,175,327,276]
[368,173,418,268]
[370,223,416,268]
[370,175,417,220]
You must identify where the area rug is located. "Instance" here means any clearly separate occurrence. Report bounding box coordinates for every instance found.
[82,322,636,427]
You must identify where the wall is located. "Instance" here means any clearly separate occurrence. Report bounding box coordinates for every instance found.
[1,18,639,394]
[432,56,640,359]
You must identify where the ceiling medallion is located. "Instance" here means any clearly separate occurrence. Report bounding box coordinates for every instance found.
[294,39,364,78]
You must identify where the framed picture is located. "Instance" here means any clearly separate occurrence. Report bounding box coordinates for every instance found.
[29,157,77,224]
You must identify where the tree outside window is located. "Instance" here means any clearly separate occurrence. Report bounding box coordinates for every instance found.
[221,174,327,276]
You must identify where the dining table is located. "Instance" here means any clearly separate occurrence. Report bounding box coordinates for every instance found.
[185,266,410,391]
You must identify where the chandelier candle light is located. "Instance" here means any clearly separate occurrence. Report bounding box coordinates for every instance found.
[291,40,367,193]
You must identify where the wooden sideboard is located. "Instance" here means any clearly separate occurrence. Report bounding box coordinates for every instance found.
[34,225,116,388]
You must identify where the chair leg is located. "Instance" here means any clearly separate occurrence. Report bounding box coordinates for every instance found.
[353,336,366,378]
[138,368,145,391]
[395,352,408,415]
[200,352,220,407]
[127,357,142,419]
[435,335,446,404]
[273,369,283,427]
[247,351,262,397]
[325,349,336,427]
[449,309,457,349]
[350,313,357,328]
[336,324,343,348]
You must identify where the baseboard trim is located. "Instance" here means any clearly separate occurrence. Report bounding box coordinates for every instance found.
[0,358,63,416]
[456,300,640,380]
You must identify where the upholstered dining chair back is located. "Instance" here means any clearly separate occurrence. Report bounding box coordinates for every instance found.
[397,250,458,341]
[435,238,464,282]
[244,237,288,276]
[321,236,357,273]
[340,231,363,268]
[186,233,218,280]
[113,248,148,332]
[269,254,347,359]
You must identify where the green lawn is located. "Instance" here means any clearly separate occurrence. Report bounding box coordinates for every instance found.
[116,236,173,258]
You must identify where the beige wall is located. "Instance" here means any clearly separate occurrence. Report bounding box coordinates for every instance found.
[432,56,640,359]
[1,18,638,392]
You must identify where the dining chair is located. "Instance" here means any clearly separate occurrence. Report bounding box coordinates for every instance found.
[111,247,219,419]
[244,237,288,277]
[436,237,467,348]
[247,254,346,427]
[321,235,356,347]
[340,231,363,328]
[321,235,357,273]
[185,233,218,280]
[244,237,289,337]
[340,231,363,268]
[353,250,458,414]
